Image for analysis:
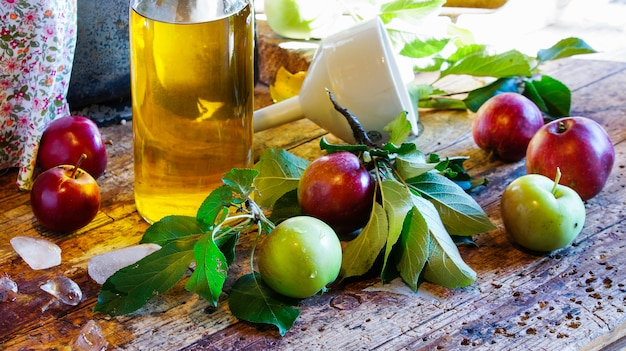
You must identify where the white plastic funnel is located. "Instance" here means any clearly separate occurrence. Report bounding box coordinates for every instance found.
[253,17,418,145]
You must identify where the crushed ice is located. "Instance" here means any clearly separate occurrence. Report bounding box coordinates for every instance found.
[88,243,161,284]
[40,275,82,307]
[72,319,108,351]
[0,274,18,302]
[10,236,62,270]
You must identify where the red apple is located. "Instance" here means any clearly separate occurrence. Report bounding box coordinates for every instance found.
[38,115,108,179]
[297,151,375,235]
[526,116,615,201]
[472,92,544,162]
[31,155,101,233]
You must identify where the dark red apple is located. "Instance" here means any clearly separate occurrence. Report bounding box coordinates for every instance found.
[38,115,108,179]
[31,155,101,233]
[297,151,374,235]
[472,92,544,162]
[526,116,615,201]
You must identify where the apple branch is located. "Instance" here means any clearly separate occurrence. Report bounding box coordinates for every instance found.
[326,89,378,148]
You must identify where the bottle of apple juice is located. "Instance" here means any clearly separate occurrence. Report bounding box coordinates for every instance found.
[129,0,255,223]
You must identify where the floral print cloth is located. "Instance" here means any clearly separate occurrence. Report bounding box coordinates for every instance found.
[1,0,77,190]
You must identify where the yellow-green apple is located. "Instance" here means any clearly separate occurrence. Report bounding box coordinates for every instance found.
[500,170,585,252]
[258,216,342,298]
[263,0,340,39]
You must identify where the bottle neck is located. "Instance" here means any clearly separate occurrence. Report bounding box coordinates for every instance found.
[132,0,249,23]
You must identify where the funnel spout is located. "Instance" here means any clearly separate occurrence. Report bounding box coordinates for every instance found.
[253,96,304,132]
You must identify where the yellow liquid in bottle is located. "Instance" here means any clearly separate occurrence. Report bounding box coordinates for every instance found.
[130,2,254,223]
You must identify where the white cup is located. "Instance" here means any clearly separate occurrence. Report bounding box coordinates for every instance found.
[254,17,418,145]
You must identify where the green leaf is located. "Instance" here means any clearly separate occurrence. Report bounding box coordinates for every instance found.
[411,196,476,288]
[196,185,232,229]
[451,235,477,246]
[381,178,414,274]
[418,97,468,110]
[407,81,433,101]
[185,234,228,306]
[222,168,259,200]
[268,189,303,224]
[379,0,446,24]
[383,111,413,146]
[408,172,495,236]
[94,237,196,316]
[523,75,571,118]
[341,203,388,278]
[253,148,309,207]
[395,145,438,180]
[441,47,532,79]
[141,215,204,246]
[396,33,451,59]
[520,79,549,112]
[463,77,520,112]
[447,22,476,47]
[382,141,421,156]
[228,273,300,336]
[214,228,240,266]
[407,82,467,110]
[320,137,369,153]
[397,207,431,291]
[537,37,597,64]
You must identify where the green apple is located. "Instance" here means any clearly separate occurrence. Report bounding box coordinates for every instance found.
[500,169,586,252]
[257,216,342,298]
[263,0,341,39]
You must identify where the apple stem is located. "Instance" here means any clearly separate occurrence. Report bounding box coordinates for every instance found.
[71,154,88,179]
[551,167,562,195]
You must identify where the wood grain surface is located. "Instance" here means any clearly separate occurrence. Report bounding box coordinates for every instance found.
[1,21,625,351]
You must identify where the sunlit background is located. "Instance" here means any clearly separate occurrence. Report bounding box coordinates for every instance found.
[453,0,626,61]
[255,0,626,62]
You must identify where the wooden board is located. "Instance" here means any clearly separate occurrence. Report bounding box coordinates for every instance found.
[1,26,625,351]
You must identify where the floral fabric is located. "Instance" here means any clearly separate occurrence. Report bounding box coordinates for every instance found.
[1,0,77,190]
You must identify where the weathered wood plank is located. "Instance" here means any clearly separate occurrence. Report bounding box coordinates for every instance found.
[1,54,625,351]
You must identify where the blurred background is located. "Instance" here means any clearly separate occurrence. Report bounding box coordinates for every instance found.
[69,0,626,125]
[451,0,626,61]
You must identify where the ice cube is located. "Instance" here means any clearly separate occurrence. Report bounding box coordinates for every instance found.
[10,236,62,270]
[40,275,82,306]
[88,243,161,284]
[72,319,108,351]
[0,274,18,302]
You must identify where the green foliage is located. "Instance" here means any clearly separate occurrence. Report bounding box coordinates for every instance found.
[94,238,197,316]
[186,234,228,306]
[93,0,596,336]
[536,37,597,64]
[341,202,389,278]
[407,172,496,236]
[228,273,300,336]
[373,0,597,118]
[262,113,494,293]
[441,46,533,79]
[410,34,596,117]
[253,148,308,207]
[379,0,446,24]
[94,108,494,334]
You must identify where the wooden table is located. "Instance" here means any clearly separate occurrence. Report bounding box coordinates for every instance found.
[1,24,625,351]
